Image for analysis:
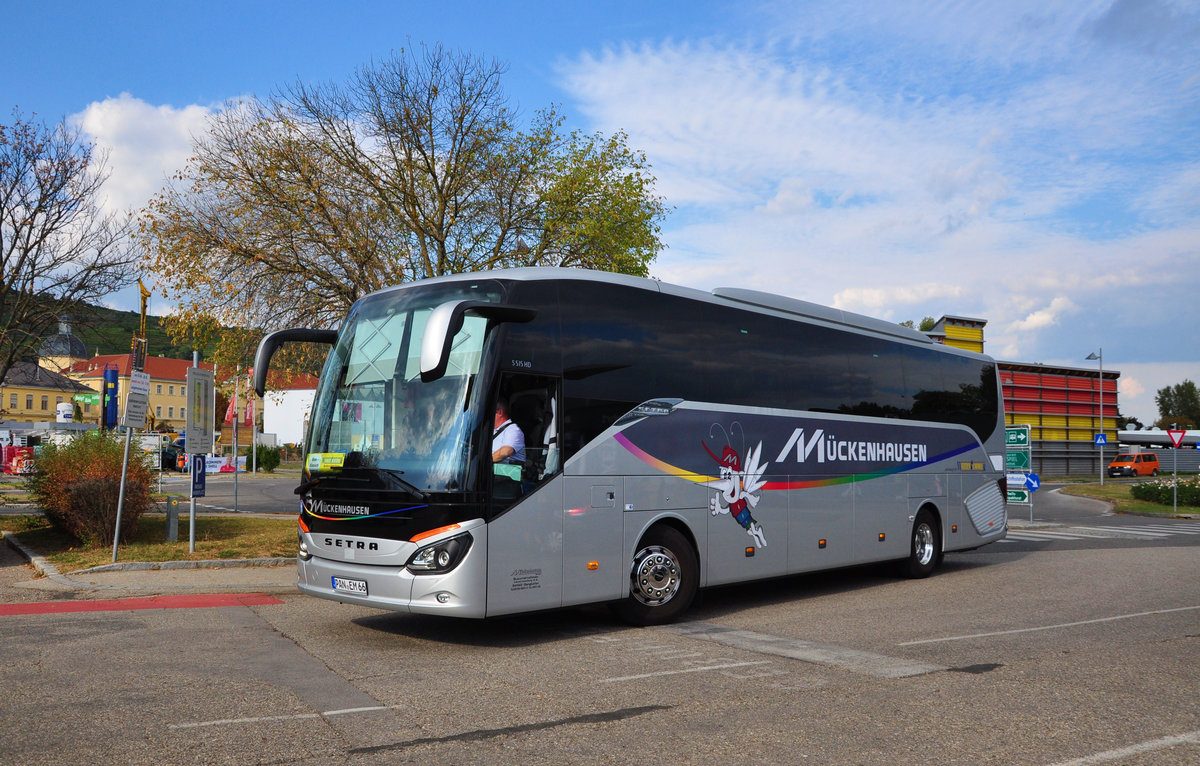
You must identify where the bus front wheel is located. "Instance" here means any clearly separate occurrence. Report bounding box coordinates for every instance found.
[900,508,940,579]
[615,525,698,626]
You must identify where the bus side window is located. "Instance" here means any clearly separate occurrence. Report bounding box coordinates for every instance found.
[509,381,559,483]
[492,375,561,509]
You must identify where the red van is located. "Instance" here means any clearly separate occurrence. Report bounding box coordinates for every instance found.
[1107,453,1159,477]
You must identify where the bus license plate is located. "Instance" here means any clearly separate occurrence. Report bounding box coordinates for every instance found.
[331,576,368,596]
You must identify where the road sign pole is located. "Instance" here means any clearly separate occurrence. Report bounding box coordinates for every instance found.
[111,426,133,562]
[1165,429,1187,514]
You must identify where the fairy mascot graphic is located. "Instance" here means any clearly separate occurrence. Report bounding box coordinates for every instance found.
[703,423,769,548]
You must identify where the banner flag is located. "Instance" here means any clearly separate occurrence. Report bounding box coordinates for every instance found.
[223,391,238,425]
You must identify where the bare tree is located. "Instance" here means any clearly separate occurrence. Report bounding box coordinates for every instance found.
[141,44,667,371]
[0,109,141,383]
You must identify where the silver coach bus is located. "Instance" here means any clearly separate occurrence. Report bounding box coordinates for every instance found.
[254,268,1008,625]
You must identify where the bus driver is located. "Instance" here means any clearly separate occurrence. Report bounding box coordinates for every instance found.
[491,399,525,466]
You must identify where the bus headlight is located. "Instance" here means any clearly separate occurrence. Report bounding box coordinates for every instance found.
[298,530,312,561]
[406,533,472,574]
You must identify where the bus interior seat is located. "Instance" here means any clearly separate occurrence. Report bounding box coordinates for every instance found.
[509,389,554,482]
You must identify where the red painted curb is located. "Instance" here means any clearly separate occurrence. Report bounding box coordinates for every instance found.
[0,593,284,616]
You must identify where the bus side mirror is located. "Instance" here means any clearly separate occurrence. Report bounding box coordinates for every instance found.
[253,328,338,396]
[420,301,537,383]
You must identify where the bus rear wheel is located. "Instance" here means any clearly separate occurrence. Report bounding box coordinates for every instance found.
[615,525,698,626]
[900,509,940,579]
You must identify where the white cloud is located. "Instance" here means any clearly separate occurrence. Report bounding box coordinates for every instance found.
[1006,296,1077,332]
[72,93,215,215]
[832,283,964,317]
[1120,376,1146,401]
[557,4,1200,373]
[1074,361,1198,425]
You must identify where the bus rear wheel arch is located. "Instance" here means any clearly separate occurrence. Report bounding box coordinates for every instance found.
[900,506,942,579]
[615,524,699,626]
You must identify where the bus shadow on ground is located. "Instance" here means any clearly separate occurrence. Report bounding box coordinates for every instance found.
[351,555,999,647]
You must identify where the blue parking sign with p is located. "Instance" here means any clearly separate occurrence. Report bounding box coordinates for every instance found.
[191,457,206,498]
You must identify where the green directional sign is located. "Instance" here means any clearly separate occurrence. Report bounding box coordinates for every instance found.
[1007,489,1031,504]
[73,392,101,405]
[1005,450,1030,470]
[1005,426,1030,447]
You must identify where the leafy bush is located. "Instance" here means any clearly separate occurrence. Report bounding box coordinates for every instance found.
[24,431,153,545]
[1130,476,1200,507]
[257,445,282,473]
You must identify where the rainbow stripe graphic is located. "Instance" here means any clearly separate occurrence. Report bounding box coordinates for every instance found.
[306,504,429,522]
[614,432,977,491]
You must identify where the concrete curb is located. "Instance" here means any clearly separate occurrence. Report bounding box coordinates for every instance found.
[2,529,84,588]
[3,531,293,592]
[70,557,294,575]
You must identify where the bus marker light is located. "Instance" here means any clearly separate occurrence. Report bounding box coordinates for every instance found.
[411,524,462,543]
[745,547,755,557]
[818,539,827,549]
[878,533,886,542]
[587,561,599,571]
[298,515,310,533]
[952,525,958,533]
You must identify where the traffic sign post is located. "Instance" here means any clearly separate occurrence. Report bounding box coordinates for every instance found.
[1006,427,1031,447]
[1004,427,1036,522]
[1005,450,1031,470]
[1167,430,1185,514]
[185,353,213,553]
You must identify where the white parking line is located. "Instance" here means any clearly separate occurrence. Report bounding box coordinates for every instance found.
[1005,532,1083,541]
[664,623,946,678]
[898,605,1200,646]
[1129,525,1200,535]
[1046,729,1200,765]
[170,705,390,729]
[1070,525,1170,538]
[599,660,772,683]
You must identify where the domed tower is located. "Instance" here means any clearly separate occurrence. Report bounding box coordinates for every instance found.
[38,317,89,373]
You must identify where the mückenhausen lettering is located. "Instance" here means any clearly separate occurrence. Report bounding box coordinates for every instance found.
[316,501,371,516]
[775,427,928,465]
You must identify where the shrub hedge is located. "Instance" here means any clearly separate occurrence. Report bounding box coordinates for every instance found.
[25,431,153,545]
[257,445,282,473]
[1129,476,1200,507]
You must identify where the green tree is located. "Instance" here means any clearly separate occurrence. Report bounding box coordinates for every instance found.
[899,317,937,332]
[1154,379,1200,429]
[140,44,668,372]
[1,109,140,384]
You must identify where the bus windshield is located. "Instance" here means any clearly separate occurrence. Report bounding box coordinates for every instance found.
[305,281,503,492]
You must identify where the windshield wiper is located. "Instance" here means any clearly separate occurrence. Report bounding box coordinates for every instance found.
[331,465,427,498]
[372,467,427,498]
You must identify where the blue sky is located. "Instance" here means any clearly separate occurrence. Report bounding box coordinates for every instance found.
[4,0,1198,423]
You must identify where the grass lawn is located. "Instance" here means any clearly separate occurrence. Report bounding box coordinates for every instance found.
[1059,481,1199,516]
[2,514,297,573]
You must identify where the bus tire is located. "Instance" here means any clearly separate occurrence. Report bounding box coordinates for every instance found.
[900,508,940,579]
[615,525,699,626]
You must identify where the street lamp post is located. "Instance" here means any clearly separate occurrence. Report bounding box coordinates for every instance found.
[1087,349,1104,485]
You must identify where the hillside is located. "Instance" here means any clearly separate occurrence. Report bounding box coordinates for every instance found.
[65,304,204,360]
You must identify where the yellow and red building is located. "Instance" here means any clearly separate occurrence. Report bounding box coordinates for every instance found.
[926,315,1119,475]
